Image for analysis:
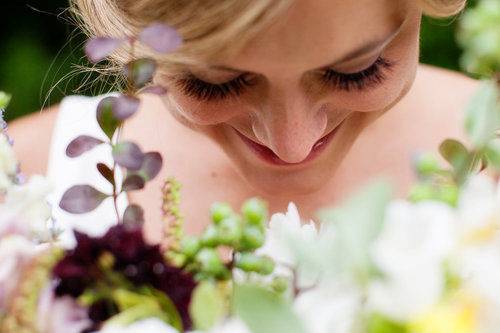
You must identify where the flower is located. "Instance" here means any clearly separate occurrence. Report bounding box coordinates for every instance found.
[36,284,92,333]
[53,224,196,330]
[0,235,37,309]
[205,318,251,333]
[0,133,17,191]
[0,175,53,242]
[258,202,322,288]
[367,200,456,322]
[96,318,179,333]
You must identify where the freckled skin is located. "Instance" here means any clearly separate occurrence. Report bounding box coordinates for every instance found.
[159,0,420,196]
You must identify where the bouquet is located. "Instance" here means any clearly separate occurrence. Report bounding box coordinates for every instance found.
[1,1,499,332]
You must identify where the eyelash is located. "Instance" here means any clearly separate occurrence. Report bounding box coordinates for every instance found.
[176,56,393,101]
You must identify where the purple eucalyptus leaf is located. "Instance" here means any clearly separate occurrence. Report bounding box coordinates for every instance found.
[112,142,145,170]
[141,152,163,181]
[140,85,167,95]
[97,163,115,185]
[124,58,157,89]
[97,96,121,139]
[123,204,145,226]
[85,37,124,63]
[66,135,104,158]
[113,94,140,120]
[122,174,145,191]
[59,185,109,214]
[139,23,182,54]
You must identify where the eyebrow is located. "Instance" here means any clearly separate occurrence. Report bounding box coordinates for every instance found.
[206,24,403,74]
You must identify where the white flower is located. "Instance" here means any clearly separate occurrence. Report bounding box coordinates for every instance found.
[37,285,92,333]
[0,235,37,308]
[97,318,179,333]
[367,200,456,321]
[204,318,250,333]
[293,281,361,333]
[0,133,17,191]
[258,203,322,288]
[0,175,53,241]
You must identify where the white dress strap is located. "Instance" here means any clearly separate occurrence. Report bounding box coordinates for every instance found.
[46,94,128,246]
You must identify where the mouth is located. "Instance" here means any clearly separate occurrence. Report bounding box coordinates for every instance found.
[234,122,343,166]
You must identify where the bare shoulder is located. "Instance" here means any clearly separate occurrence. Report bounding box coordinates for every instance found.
[8,105,59,175]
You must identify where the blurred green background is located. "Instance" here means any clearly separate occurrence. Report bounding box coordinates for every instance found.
[0,1,475,121]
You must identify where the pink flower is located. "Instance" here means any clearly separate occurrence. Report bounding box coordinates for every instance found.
[37,284,92,333]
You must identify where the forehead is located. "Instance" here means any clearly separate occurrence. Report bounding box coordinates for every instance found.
[222,0,408,73]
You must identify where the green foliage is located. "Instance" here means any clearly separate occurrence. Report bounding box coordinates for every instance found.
[457,0,500,76]
[367,313,407,333]
[318,181,392,284]
[0,92,11,109]
[233,284,306,333]
[189,281,227,330]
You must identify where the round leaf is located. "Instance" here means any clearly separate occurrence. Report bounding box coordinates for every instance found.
[141,152,163,181]
[66,135,104,158]
[112,142,145,170]
[85,37,124,63]
[139,23,182,54]
[124,58,157,89]
[113,95,140,120]
[122,174,146,191]
[59,185,108,214]
[97,163,115,185]
[439,139,470,169]
[123,204,145,226]
[97,96,121,139]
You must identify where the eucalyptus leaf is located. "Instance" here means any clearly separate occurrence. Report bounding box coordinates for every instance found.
[97,163,115,185]
[113,94,140,120]
[439,139,470,170]
[318,180,392,284]
[464,80,500,148]
[112,142,145,171]
[189,281,226,330]
[233,284,306,333]
[124,58,157,89]
[123,204,145,226]
[97,96,121,140]
[140,152,163,181]
[139,23,182,54]
[59,185,109,214]
[122,174,146,191]
[85,37,124,63]
[66,135,104,158]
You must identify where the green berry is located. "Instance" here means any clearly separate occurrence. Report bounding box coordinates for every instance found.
[239,225,265,251]
[211,202,234,224]
[271,276,289,294]
[180,236,201,258]
[242,198,267,226]
[196,248,226,276]
[409,183,435,202]
[235,253,275,275]
[438,185,459,207]
[217,216,243,246]
[201,225,220,247]
[414,153,441,176]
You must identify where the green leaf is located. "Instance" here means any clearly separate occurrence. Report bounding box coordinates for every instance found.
[367,313,407,333]
[464,80,500,148]
[0,92,11,109]
[97,96,121,140]
[485,138,500,170]
[189,281,226,330]
[233,284,306,333]
[318,180,392,284]
[439,139,469,169]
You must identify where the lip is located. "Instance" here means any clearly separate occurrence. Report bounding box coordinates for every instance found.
[234,122,343,166]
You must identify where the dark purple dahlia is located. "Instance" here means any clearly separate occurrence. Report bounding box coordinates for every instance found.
[52,224,196,329]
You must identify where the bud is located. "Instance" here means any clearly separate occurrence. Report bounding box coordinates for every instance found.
[242,198,267,227]
[235,253,275,275]
[196,248,227,277]
[210,202,234,224]
[217,217,243,246]
[239,225,265,251]
[180,236,201,258]
[414,153,441,177]
[271,276,289,294]
[201,225,220,247]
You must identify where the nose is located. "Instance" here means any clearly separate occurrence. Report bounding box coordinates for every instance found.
[252,90,328,164]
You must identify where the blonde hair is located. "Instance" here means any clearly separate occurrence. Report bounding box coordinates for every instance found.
[70,0,467,73]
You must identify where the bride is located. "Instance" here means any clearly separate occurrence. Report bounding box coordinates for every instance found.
[9,0,477,242]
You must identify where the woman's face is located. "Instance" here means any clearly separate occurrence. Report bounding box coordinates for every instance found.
[159,0,422,196]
